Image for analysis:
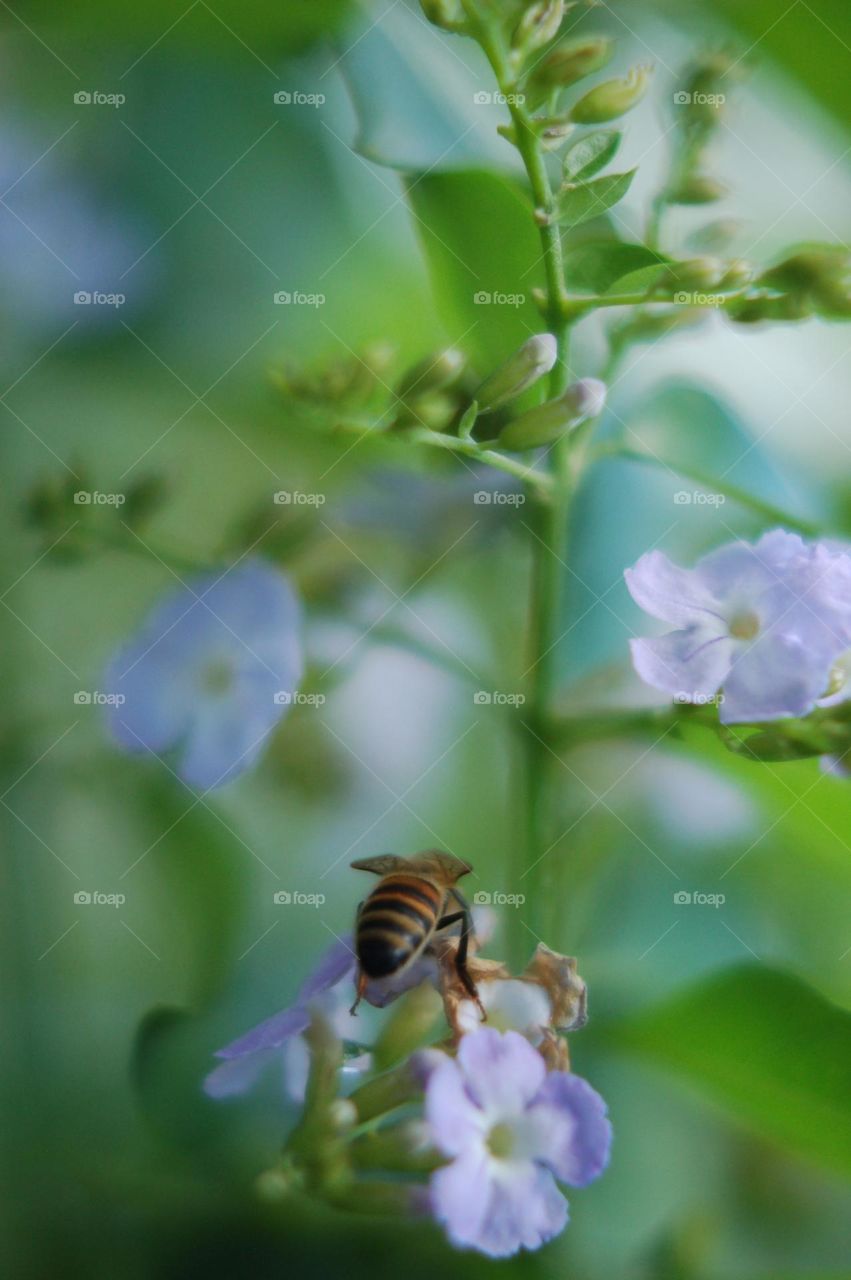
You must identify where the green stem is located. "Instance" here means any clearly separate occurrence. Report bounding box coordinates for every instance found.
[404,426,554,496]
[469,12,575,957]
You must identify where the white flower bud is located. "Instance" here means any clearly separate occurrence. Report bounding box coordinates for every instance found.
[475,334,558,412]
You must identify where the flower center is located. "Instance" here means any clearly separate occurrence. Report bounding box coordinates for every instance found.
[487,1122,515,1159]
[202,658,235,695]
[728,610,760,641]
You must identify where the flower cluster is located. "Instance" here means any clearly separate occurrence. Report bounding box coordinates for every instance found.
[205,915,610,1258]
[626,530,851,725]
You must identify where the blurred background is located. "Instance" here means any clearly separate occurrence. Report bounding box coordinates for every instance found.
[2,1,850,1277]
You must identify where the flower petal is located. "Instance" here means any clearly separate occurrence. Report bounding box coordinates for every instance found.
[455,979,551,1042]
[432,1154,568,1258]
[297,936,357,1002]
[203,1049,275,1098]
[625,551,725,627]
[425,1057,487,1157]
[528,1072,612,1186]
[456,1028,546,1116]
[177,668,284,789]
[214,1004,310,1060]
[629,627,733,700]
[720,631,834,723]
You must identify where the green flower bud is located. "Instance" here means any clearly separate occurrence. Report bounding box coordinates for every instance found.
[498,377,606,450]
[475,333,558,411]
[419,0,468,32]
[654,256,725,293]
[718,258,753,291]
[528,35,613,95]
[667,174,727,204]
[570,65,652,124]
[728,293,814,324]
[687,219,742,253]
[512,0,566,60]
[760,245,851,318]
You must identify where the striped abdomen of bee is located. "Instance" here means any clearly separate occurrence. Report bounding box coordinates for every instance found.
[355,873,443,978]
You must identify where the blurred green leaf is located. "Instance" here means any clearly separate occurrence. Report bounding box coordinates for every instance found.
[614,964,851,1177]
[406,169,541,369]
[562,241,665,292]
[606,262,669,294]
[551,169,636,227]
[24,0,352,51]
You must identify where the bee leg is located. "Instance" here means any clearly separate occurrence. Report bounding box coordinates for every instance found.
[349,968,367,1017]
[441,893,486,1022]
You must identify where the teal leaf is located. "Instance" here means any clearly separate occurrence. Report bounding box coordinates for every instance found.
[614,964,851,1177]
[562,129,622,181]
[339,3,512,172]
[551,169,636,228]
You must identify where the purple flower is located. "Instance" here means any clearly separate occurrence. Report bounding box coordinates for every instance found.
[422,1028,611,1258]
[104,560,303,789]
[625,530,851,724]
[204,936,364,1102]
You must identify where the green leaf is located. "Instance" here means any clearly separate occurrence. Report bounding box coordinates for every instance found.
[562,129,622,181]
[614,964,851,1177]
[406,170,542,370]
[605,262,669,295]
[551,169,636,228]
[562,241,665,293]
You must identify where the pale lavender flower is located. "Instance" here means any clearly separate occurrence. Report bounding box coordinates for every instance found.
[421,1028,611,1258]
[625,530,851,723]
[104,561,303,789]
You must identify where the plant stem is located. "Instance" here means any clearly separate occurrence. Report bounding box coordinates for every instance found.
[404,426,554,496]
[469,12,575,958]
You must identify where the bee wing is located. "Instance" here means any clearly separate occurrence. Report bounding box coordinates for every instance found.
[350,853,408,876]
[406,849,470,880]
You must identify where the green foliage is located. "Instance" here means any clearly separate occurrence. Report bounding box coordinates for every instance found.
[614,965,851,1177]
[406,170,541,369]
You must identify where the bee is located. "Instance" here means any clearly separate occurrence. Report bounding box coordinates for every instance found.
[349,849,485,1018]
